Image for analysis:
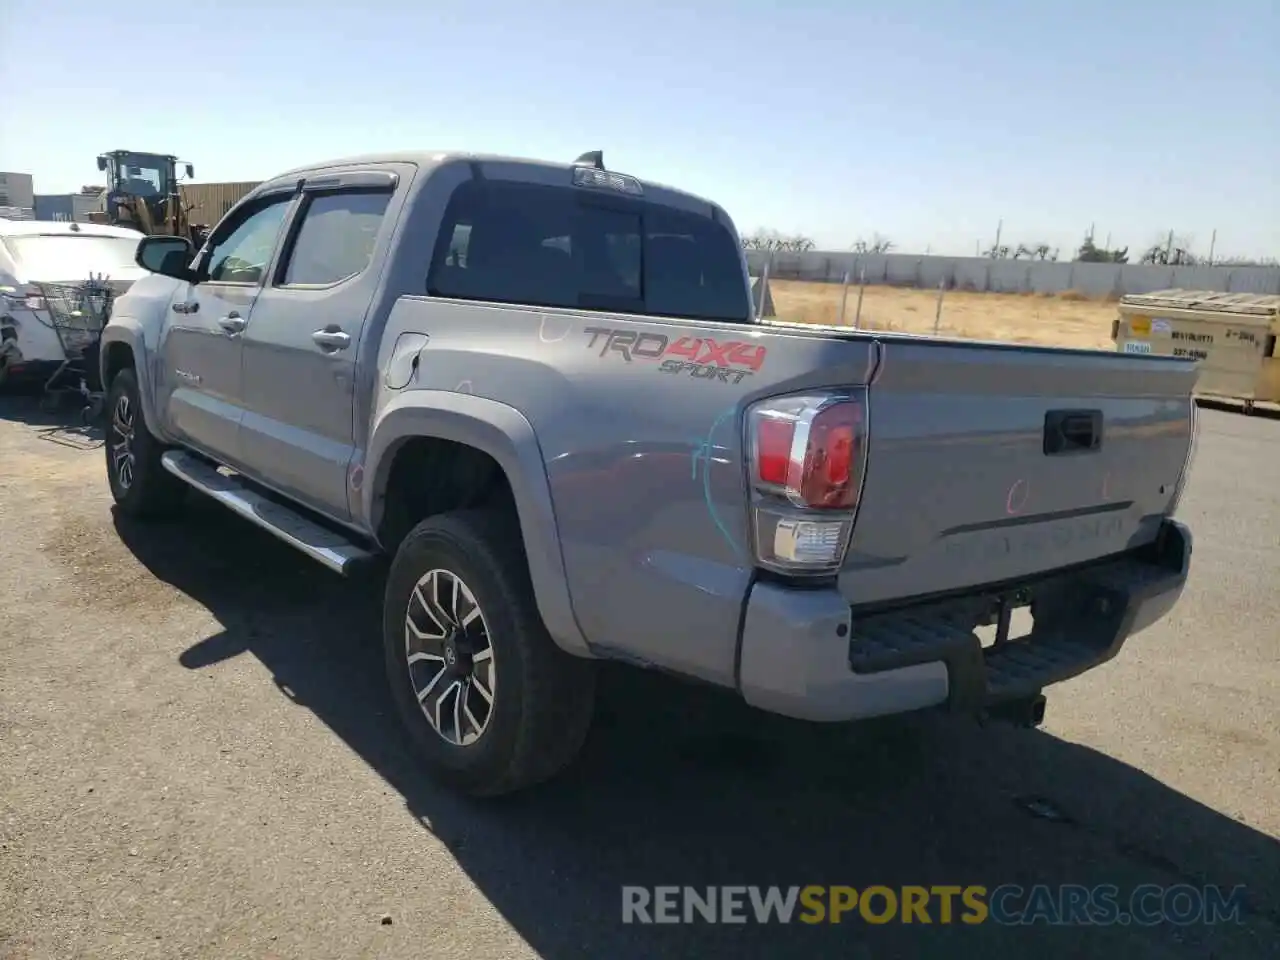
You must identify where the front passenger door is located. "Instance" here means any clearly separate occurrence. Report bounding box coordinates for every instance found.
[158,192,295,462]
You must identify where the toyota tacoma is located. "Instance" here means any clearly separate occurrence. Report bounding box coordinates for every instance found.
[99,150,1198,796]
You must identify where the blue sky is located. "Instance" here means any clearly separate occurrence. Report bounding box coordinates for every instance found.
[4,0,1277,259]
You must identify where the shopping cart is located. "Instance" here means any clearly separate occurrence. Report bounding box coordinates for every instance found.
[37,275,113,422]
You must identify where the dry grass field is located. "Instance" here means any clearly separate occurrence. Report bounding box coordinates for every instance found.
[769,279,1119,350]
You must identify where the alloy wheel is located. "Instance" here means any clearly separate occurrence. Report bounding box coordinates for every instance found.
[109,393,136,490]
[404,568,496,746]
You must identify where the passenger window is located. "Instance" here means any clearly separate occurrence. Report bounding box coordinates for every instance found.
[206,197,292,284]
[280,191,392,286]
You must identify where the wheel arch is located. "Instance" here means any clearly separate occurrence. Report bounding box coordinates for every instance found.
[364,391,591,658]
[99,323,164,438]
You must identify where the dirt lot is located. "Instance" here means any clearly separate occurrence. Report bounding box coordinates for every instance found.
[1,397,1278,960]
[770,280,1119,349]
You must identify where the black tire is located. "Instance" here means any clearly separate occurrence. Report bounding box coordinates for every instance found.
[383,508,596,797]
[104,366,186,519]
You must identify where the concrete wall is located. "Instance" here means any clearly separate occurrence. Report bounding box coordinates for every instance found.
[0,172,35,210]
[745,250,1280,297]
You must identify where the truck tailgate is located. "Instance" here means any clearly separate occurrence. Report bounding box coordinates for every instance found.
[842,337,1197,607]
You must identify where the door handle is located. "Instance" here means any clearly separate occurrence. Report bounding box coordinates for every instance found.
[311,328,351,351]
[172,301,198,314]
[218,313,246,334]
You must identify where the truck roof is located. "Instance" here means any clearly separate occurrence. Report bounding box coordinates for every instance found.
[1118,288,1280,317]
[265,150,722,213]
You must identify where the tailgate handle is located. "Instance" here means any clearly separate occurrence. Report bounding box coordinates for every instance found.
[1044,409,1103,455]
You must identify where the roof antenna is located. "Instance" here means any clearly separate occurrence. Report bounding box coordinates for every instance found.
[574,150,605,170]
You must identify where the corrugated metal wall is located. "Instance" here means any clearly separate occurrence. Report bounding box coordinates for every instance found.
[71,193,102,222]
[179,181,261,227]
[745,250,1280,297]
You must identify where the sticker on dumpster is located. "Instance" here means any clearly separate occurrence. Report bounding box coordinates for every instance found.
[1123,341,1153,355]
[1151,318,1172,334]
[1129,317,1151,335]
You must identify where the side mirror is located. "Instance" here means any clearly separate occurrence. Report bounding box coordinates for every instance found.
[185,164,195,179]
[136,235,195,281]
[96,156,108,172]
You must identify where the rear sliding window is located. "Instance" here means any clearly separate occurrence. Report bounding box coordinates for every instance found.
[427,179,751,322]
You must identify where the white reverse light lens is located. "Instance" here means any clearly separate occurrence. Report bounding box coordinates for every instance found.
[772,518,848,566]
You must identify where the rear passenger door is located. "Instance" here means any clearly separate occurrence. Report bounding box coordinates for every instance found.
[236,170,400,522]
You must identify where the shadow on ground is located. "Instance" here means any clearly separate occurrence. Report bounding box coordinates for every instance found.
[0,392,103,447]
[113,500,1279,959]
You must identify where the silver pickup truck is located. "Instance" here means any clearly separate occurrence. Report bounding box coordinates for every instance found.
[100,150,1198,796]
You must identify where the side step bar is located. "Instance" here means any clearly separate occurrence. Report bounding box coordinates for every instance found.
[160,450,376,576]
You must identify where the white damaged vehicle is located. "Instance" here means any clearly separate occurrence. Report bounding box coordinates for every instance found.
[0,219,146,389]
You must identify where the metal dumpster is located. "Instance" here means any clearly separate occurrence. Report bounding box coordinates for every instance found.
[1113,289,1280,412]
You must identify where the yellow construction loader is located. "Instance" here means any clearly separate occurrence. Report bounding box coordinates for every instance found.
[88,150,208,245]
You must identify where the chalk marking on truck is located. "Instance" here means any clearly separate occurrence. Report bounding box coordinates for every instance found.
[538,313,573,343]
[1005,478,1030,516]
[690,403,746,560]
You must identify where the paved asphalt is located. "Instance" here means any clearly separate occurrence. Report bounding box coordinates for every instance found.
[1,396,1277,960]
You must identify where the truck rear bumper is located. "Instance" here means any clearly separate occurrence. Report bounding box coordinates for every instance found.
[737,519,1192,722]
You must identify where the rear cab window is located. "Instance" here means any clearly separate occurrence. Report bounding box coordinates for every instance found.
[426,177,751,323]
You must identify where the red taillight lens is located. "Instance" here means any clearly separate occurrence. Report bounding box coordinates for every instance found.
[755,417,795,486]
[748,395,865,510]
[799,403,860,509]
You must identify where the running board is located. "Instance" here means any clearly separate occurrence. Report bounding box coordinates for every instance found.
[159,450,376,576]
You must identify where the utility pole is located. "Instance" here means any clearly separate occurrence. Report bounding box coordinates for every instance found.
[993,219,1003,257]
[1165,229,1175,263]
[1208,229,1217,265]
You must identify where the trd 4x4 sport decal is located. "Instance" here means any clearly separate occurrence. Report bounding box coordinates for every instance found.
[582,326,768,385]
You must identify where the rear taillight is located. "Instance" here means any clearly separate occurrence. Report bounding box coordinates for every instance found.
[746,391,868,575]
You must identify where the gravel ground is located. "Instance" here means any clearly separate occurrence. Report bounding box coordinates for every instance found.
[1,396,1277,960]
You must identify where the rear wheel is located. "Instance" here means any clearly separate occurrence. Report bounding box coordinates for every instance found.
[383,508,596,797]
[104,367,186,519]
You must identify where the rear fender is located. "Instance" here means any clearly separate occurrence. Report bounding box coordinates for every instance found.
[363,391,591,657]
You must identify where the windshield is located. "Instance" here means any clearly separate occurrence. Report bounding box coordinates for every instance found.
[114,154,170,197]
[2,235,141,281]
